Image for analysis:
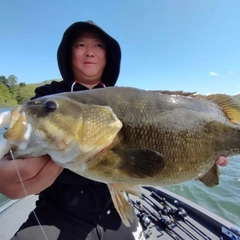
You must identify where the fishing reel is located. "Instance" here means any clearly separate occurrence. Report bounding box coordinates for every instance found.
[137,212,151,230]
[131,187,190,239]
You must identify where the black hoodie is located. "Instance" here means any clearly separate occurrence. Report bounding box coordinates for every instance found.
[33,21,122,229]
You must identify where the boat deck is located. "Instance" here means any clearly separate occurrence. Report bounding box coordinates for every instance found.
[0,188,239,240]
[0,195,37,240]
[131,187,240,239]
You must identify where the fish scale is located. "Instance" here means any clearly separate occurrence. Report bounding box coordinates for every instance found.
[1,86,240,227]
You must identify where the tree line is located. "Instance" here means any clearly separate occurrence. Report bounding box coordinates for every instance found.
[0,75,60,107]
[1,74,240,107]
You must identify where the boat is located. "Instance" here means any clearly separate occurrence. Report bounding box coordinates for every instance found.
[0,195,38,240]
[0,187,239,240]
[131,187,240,240]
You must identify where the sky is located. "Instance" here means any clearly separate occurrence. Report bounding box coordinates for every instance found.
[1,0,240,95]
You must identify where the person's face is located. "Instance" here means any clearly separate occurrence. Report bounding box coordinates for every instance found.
[71,32,106,84]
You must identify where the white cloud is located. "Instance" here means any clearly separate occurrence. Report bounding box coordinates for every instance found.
[209,72,218,76]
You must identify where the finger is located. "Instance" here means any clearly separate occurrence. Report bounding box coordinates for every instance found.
[23,159,63,185]
[16,155,52,181]
[216,156,229,167]
[21,159,63,195]
[0,155,50,182]
[2,158,63,198]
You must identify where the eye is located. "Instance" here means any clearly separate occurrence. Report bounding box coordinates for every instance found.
[96,43,106,49]
[43,100,57,112]
[76,43,85,47]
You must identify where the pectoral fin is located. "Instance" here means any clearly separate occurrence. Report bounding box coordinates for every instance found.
[112,149,165,178]
[196,164,220,187]
[107,183,142,227]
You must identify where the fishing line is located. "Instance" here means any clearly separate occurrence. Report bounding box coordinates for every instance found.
[10,149,50,240]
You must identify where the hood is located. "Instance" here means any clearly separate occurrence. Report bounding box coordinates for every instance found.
[57,21,121,87]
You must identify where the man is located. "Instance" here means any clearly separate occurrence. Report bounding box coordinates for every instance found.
[0,21,228,240]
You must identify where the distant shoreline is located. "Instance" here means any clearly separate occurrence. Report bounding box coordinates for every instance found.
[0,105,14,108]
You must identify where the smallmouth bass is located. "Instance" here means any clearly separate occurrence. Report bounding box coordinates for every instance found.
[1,87,240,226]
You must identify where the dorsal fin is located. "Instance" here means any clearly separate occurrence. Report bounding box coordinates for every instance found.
[151,90,240,125]
[203,94,240,125]
[150,90,197,97]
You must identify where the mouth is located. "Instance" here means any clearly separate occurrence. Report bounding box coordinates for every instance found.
[3,106,29,142]
[84,62,96,65]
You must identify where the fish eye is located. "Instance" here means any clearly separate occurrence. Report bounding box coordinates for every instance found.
[43,100,58,112]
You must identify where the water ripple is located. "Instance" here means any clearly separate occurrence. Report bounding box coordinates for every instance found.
[166,157,240,227]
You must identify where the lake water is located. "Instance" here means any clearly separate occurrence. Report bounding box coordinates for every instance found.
[0,107,239,227]
[166,157,240,226]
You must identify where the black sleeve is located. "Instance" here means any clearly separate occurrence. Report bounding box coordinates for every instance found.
[31,81,67,100]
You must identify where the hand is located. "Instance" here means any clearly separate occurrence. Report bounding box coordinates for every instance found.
[0,155,63,199]
[216,156,229,167]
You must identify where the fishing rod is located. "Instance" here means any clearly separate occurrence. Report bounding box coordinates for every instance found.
[130,186,228,240]
[132,196,193,240]
[147,189,211,240]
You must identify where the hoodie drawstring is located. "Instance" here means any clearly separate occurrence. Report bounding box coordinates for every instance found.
[71,81,106,92]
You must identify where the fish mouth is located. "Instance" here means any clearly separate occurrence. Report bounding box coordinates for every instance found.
[3,106,29,142]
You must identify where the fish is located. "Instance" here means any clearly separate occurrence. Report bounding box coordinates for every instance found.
[1,86,240,226]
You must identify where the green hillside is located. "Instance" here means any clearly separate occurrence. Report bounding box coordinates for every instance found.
[0,75,61,106]
[1,74,240,107]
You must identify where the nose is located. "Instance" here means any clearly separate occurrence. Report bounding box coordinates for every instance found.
[85,46,94,57]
